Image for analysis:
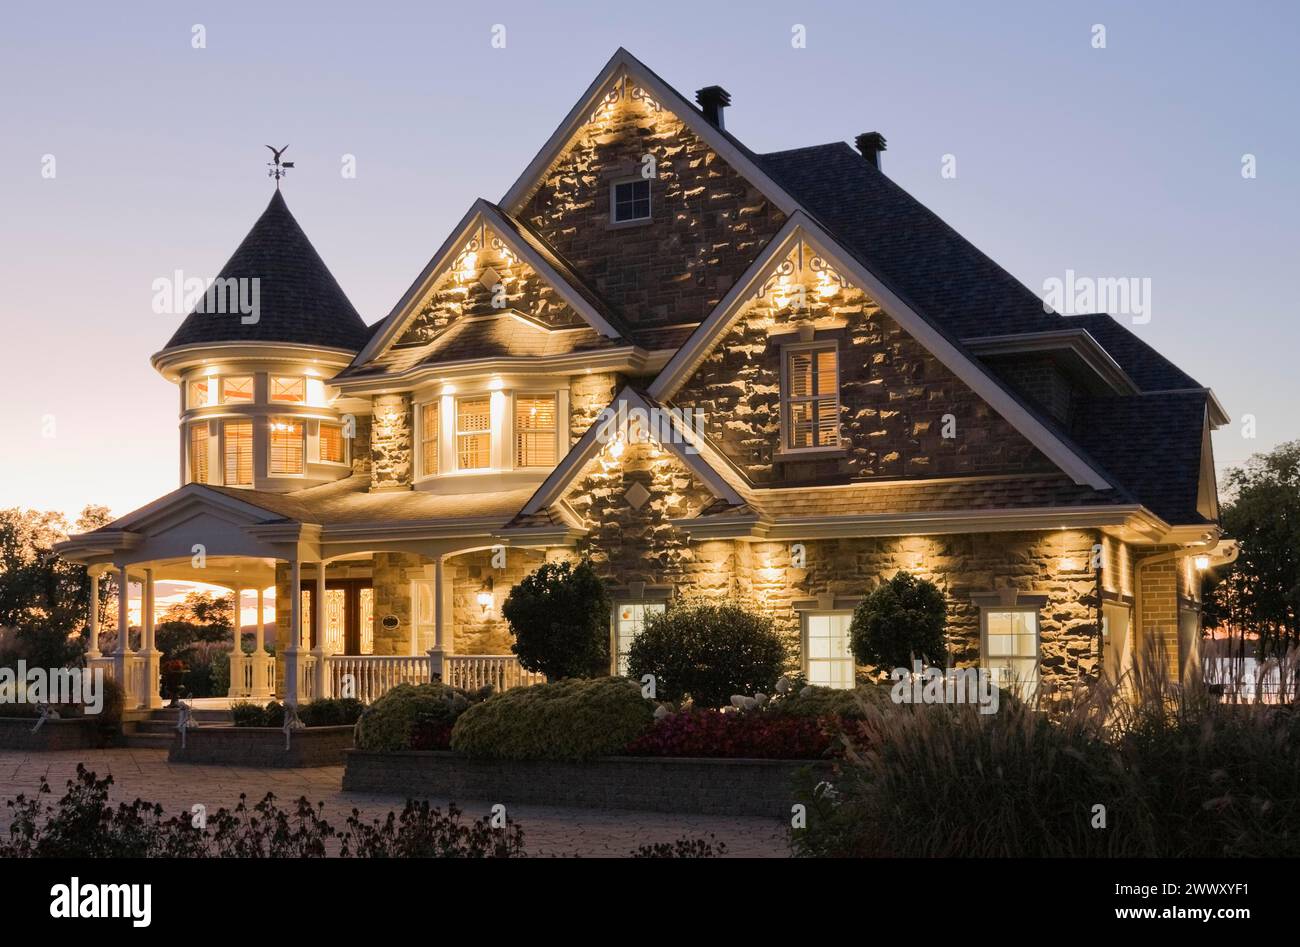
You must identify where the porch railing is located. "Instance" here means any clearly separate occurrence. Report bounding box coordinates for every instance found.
[326,655,430,705]
[444,655,544,693]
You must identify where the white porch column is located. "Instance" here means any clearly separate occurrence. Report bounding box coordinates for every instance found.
[285,560,301,705]
[312,564,330,700]
[228,588,248,699]
[86,571,101,658]
[141,568,162,709]
[250,586,272,699]
[113,565,134,708]
[427,555,445,681]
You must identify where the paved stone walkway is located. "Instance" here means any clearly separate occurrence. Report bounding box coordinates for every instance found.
[0,749,789,858]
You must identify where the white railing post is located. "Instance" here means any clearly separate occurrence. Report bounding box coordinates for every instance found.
[285,559,301,706]
[86,571,101,659]
[312,565,329,701]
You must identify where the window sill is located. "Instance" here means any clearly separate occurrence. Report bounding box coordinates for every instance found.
[773,446,847,462]
[606,217,654,231]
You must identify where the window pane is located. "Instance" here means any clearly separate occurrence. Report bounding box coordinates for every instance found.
[270,376,305,403]
[613,180,651,222]
[788,352,813,397]
[784,346,839,450]
[270,419,304,474]
[188,380,211,409]
[223,420,253,486]
[515,395,556,467]
[188,424,209,484]
[319,422,345,464]
[457,397,491,470]
[985,610,1040,700]
[420,402,439,476]
[359,588,374,656]
[223,376,254,403]
[615,602,665,675]
[805,612,854,689]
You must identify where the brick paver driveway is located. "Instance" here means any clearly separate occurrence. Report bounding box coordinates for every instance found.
[0,749,789,858]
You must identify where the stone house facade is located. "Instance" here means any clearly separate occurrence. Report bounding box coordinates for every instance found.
[60,49,1229,711]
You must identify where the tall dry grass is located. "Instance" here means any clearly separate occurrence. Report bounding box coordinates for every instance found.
[792,642,1300,857]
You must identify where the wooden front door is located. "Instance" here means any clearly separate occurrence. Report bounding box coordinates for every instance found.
[300,579,375,655]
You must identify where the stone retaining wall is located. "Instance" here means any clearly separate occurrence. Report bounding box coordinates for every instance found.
[0,716,103,750]
[168,725,355,767]
[343,750,828,818]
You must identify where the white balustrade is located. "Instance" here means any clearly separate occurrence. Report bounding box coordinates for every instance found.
[325,655,429,704]
[444,655,544,693]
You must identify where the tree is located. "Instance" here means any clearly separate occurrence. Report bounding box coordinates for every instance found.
[502,560,611,680]
[156,591,235,658]
[1205,441,1300,658]
[625,600,787,707]
[849,571,947,670]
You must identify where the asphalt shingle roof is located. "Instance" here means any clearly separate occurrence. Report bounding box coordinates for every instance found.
[162,191,371,352]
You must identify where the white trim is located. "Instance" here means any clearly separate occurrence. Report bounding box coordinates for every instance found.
[499,48,801,217]
[350,199,622,371]
[648,213,1116,491]
[962,329,1140,396]
[520,386,743,516]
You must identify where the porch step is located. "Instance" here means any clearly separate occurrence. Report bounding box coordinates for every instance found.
[140,707,235,725]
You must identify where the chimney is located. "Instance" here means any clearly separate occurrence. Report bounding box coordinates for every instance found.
[855,131,887,170]
[695,86,731,130]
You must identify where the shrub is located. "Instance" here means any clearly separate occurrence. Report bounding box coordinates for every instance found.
[229,700,285,728]
[340,801,525,857]
[632,835,728,858]
[849,571,947,670]
[625,600,786,708]
[625,710,844,760]
[298,697,365,727]
[503,559,611,680]
[767,683,892,720]
[451,677,653,761]
[354,683,478,752]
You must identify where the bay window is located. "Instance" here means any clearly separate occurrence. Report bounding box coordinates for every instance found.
[515,394,557,467]
[188,379,211,409]
[269,419,305,474]
[783,343,840,451]
[456,396,491,470]
[270,375,306,403]
[223,420,254,486]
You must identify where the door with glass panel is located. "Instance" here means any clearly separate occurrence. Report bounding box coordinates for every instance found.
[299,579,375,655]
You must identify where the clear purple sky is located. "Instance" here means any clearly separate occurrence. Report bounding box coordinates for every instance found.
[2,0,1296,522]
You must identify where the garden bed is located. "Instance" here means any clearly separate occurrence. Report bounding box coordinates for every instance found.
[168,725,355,767]
[342,749,831,818]
[0,716,105,751]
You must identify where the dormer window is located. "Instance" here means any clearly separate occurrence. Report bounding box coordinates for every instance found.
[611,178,651,224]
[270,375,306,403]
[222,375,255,404]
[782,342,840,451]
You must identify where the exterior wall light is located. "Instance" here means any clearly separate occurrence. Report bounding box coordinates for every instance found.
[1194,554,1211,571]
[476,576,494,614]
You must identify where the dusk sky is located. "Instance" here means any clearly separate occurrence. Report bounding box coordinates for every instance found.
[2,0,1296,523]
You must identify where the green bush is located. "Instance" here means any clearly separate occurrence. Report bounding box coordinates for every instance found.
[503,559,611,680]
[849,571,947,670]
[229,700,285,728]
[768,683,892,720]
[299,697,365,727]
[625,600,786,708]
[354,683,477,751]
[451,677,653,761]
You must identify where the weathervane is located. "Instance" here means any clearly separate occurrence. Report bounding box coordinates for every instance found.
[266,145,294,187]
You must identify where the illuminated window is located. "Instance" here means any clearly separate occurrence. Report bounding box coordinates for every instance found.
[611,179,651,223]
[188,423,210,484]
[983,608,1040,700]
[188,379,211,409]
[614,601,665,675]
[420,401,439,476]
[456,396,491,470]
[223,420,254,486]
[270,376,306,403]
[783,344,840,450]
[803,612,854,689]
[515,395,556,467]
[222,375,254,404]
[269,419,305,474]
[319,421,346,464]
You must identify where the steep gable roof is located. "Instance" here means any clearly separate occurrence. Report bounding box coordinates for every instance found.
[345,199,626,376]
[162,191,370,352]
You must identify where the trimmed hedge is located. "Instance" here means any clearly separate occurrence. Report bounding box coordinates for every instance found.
[230,697,363,729]
[354,684,479,752]
[451,677,654,761]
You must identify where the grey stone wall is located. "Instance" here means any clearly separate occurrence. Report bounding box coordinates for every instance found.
[168,726,354,767]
